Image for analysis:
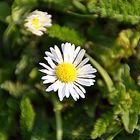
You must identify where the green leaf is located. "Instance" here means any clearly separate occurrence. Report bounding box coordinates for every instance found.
[15,45,38,81]
[101,123,122,140]
[44,0,73,12]
[0,81,35,97]
[117,89,139,133]
[1,81,23,97]
[3,23,19,48]
[130,90,140,114]
[128,113,138,133]
[121,64,137,90]
[109,83,126,105]
[15,55,29,75]
[121,110,130,133]
[0,101,17,140]
[121,111,138,133]
[11,0,37,22]
[72,1,87,13]
[113,29,140,59]
[31,109,49,140]
[91,112,113,139]
[20,97,35,139]
[87,0,140,24]
[47,24,86,46]
[91,119,107,139]
[0,2,10,22]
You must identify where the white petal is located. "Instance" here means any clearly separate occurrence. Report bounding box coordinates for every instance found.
[65,84,70,98]
[73,84,85,98]
[73,49,85,66]
[41,27,46,31]
[42,75,56,83]
[62,42,75,63]
[39,69,55,75]
[54,45,63,63]
[74,82,86,93]
[70,44,75,63]
[39,63,54,71]
[63,83,70,98]
[50,45,63,64]
[58,83,65,101]
[77,74,96,78]
[33,30,43,36]
[44,57,56,69]
[76,78,95,86]
[41,75,56,80]
[69,83,79,101]
[45,51,53,58]
[53,80,62,92]
[78,78,95,83]
[67,43,75,63]
[63,43,69,62]
[46,84,54,92]
[73,46,80,60]
[61,43,65,53]
[45,51,57,62]
[76,58,89,69]
[46,80,59,92]
[43,80,53,84]
[50,47,61,63]
[78,64,97,74]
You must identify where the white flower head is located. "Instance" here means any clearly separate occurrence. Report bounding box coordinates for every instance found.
[24,10,52,36]
[39,42,97,101]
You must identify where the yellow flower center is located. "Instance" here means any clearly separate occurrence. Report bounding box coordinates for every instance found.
[32,18,39,29]
[55,63,77,83]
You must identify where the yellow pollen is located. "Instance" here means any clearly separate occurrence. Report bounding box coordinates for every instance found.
[32,18,39,29]
[55,63,77,83]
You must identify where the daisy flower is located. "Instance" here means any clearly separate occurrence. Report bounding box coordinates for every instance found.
[24,10,52,36]
[39,42,97,101]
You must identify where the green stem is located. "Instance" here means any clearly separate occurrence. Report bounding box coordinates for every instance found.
[51,95,63,140]
[85,53,114,92]
[55,110,63,140]
[67,10,98,19]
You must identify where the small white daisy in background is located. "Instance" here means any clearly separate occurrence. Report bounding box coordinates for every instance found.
[24,10,52,36]
[39,42,97,101]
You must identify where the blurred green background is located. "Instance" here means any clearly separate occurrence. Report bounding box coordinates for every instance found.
[0,0,140,140]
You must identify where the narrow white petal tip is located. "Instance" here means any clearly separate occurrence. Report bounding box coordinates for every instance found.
[80,94,85,99]
[45,51,48,54]
[41,77,46,80]
[82,96,85,99]
[93,69,97,72]
[66,95,69,98]
[46,87,53,92]
[39,69,46,74]
[39,69,42,72]
[45,89,49,92]
[43,81,47,84]
[59,97,63,101]
[39,62,43,65]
